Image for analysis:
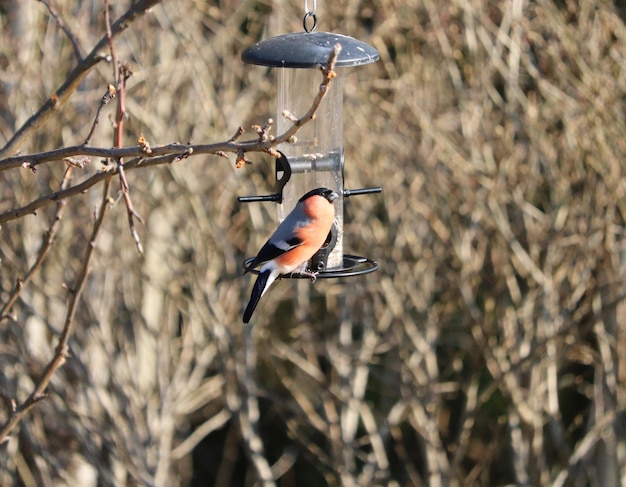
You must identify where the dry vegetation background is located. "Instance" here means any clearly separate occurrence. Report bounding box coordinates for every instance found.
[1,0,626,486]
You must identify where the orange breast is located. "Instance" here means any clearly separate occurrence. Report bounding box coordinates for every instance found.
[278,196,334,272]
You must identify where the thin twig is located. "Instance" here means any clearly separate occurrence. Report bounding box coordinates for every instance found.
[104,0,120,90]
[83,84,116,145]
[105,21,143,253]
[228,126,245,142]
[0,44,342,225]
[101,4,143,254]
[0,177,113,444]
[0,167,111,224]
[0,43,341,172]
[0,166,74,321]
[550,410,617,487]
[0,0,163,159]
[39,0,84,62]
[116,66,144,254]
[0,2,160,444]
[0,141,254,172]
[238,323,276,487]
[117,153,145,254]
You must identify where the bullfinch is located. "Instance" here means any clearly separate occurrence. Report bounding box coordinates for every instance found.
[243,187,339,323]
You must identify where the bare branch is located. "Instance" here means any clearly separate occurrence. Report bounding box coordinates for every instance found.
[0,43,341,172]
[228,126,245,143]
[117,157,144,254]
[111,62,144,253]
[0,39,342,470]
[0,0,163,159]
[238,323,276,487]
[0,168,73,320]
[0,44,342,225]
[0,177,113,443]
[38,0,84,62]
[104,0,120,91]
[83,84,116,145]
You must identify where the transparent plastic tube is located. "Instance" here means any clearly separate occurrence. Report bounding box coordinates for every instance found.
[276,67,344,269]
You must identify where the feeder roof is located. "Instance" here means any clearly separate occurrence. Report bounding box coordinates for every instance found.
[241,32,379,68]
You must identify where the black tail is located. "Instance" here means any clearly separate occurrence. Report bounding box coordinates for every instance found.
[243,270,271,323]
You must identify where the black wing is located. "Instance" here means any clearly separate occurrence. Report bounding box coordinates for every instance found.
[243,236,302,274]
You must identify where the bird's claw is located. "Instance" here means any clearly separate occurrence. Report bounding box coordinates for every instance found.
[290,270,318,282]
[302,270,318,282]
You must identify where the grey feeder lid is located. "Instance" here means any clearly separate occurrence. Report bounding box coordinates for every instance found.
[241,32,379,68]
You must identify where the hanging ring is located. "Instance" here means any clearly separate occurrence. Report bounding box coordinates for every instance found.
[303,0,317,32]
[303,11,317,32]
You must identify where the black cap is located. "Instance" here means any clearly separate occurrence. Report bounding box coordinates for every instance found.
[241,32,379,68]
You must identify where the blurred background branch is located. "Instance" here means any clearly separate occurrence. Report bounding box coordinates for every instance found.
[1,0,626,486]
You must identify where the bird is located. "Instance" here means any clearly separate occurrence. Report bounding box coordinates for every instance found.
[243,187,338,323]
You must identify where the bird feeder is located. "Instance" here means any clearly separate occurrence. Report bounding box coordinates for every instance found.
[239,18,380,278]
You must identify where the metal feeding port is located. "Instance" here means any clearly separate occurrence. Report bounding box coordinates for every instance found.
[239,29,380,278]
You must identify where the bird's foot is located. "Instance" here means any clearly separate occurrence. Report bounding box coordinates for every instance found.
[291,270,318,282]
